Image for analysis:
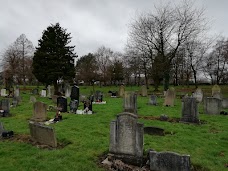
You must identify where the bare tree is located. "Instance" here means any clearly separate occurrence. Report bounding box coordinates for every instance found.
[94,46,113,85]
[127,0,208,90]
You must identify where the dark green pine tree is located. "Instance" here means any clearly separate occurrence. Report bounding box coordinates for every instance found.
[32,23,76,93]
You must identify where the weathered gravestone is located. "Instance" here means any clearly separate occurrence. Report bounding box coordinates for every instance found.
[64,84,71,98]
[193,88,203,102]
[70,85,79,101]
[149,151,191,171]
[164,88,176,106]
[32,101,47,121]
[141,85,147,97]
[180,97,199,123]
[47,85,52,98]
[123,91,137,114]
[213,92,223,100]
[51,95,58,104]
[94,91,103,102]
[109,112,144,166]
[119,85,125,97]
[31,88,38,95]
[222,98,228,109]
[14,87,20,97]
[212,84,221,96]
[204,97,222,115]
[57,96,67,112]
[1,89,7,97]
[41,89,47,97]
[0,99,10,116]
[69,100,78,113]
[30,96,37,103]
[29,121,57,147]
[149,95,157,105]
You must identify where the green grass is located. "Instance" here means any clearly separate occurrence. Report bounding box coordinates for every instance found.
[0,85,228,171]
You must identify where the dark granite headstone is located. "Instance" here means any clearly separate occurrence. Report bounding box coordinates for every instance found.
[95,91,103,102]
[70,85,79,101]
[57,96,67,112]
[0,99,10,116]
[84,99,92,111]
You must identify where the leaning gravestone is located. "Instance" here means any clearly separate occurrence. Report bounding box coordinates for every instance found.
[47,85,52,98]
[109,112,144,166]
[204,97,222,115]
[70,85,79,101]
[57,96,67,112]
[180,97,199,123]
[149,151,190,171]
[32,101,47,121]
[119,85,125,97]
[164,88,176,106]
[123,91,137,114]
[141,85,147,97]
[29,121,57,147]
[149,95,157,105]
[193,88,203,102]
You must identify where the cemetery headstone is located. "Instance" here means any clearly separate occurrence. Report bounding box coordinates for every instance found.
[29,121,57,147]
[65,86,71,98]
[204,97,222,115]
[57,96,67,112]
[123,91,137,114]
[212,92,223,100]
[94,91,103,102]
[180,97,199,123]
[193,88,203,102]
[149,151,191,171]
[164,87,176,106]
[51,95,58,104]
[70,85,79,101]
[212,84,221,96]
[149,95,157,105]
[12,97,18,107]
[41,89,47,97]
[30,96,37,103]
[47,85,52,98]
[119,85,125,97]
[141,85,147,97]
[0,99,10,116]
[69,100,78,113]
[1,89,7,97]
[109,112,144,166]
[83,99,92,112]
[32,101,47,121]
[31,88,38,95]
[14,87,20,97]
[222,98,228,109]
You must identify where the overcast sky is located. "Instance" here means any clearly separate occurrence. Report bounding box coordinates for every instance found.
[0,0,228,59]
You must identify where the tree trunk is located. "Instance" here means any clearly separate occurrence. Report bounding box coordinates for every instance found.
[53,81,58,95]
[163,70,170,91]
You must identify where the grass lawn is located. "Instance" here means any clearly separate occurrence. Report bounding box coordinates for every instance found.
[0,85,228,171]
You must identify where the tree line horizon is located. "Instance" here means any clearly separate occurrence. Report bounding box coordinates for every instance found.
[1,1,228,93]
